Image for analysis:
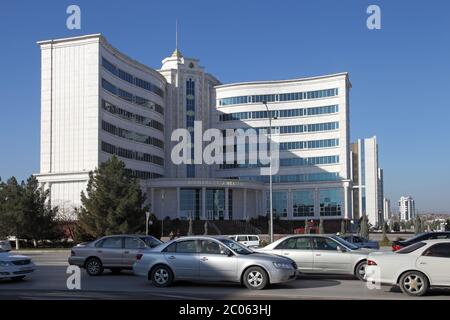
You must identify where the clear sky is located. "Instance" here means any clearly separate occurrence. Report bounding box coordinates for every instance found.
[0,0,449,213]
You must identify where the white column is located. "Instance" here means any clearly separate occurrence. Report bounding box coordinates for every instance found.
[243,189,247,219]
[344,182,350,220]
[225,188,229,220]
[202,187,206,220]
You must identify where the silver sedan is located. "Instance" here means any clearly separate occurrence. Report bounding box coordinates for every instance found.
[257,234,372,281]
[133,236,297,290]
[0,248,36,281]
[69,234,162,276]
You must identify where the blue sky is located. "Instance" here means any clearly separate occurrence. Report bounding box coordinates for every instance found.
[0,0,449,212]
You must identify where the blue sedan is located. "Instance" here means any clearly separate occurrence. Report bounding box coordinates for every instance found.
[341,235,380,249]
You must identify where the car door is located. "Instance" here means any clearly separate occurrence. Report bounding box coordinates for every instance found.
[163,240,200,279]
[311,237,352,274]
[280,237,314,272]
[416,243,450,286]
[199,239,238,281]
[95,237,124,267]
[123,237,147,267]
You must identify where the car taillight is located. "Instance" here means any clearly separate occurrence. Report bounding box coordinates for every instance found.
[367,260,377,266]
[136,254,143,260]
[392,245,401,252]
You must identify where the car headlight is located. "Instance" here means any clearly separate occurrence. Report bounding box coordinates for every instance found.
[0,261,13,267]
[273,262,293,270]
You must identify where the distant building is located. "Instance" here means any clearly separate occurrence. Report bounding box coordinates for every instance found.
[351,136,384,227]
[399,196,416,221]
[383,198,391,220]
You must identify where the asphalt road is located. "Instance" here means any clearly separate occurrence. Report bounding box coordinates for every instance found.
[1,251,450,300]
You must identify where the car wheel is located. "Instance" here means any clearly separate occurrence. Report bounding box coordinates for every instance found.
[355,260,368,281]
[399,271,429,297]
[85,258,103,276]
[243,266,268,290]
[150,265,173,287]
[11,276,26,281]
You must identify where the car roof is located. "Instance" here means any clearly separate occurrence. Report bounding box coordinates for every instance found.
[170,236,230,241]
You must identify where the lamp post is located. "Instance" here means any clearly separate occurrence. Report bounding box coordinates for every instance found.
[262,101,276,243]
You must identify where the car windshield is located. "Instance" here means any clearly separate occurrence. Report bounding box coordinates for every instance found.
[218,238,253,255]
[332,236,360,250]
[396,242,427,254]
[141,236,163,248]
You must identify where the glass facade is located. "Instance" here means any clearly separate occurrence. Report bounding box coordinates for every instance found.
[102,100,164,132]
[219,105,338,122]
[220,155,339,169]
[186,79,196,178]
[293,191,315,217]
[233,172,340,183]
[102,79,164,115]
[102,121,164,149]
[180,188,201,220]
[102,57,164,97]
[267,191,288,218]
[101,141,163,166]
[219,88,338,106]
[319,189,343,216]
[280,139,339,151]
[206,189,225,220]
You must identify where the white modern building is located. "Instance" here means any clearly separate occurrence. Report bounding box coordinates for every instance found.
[399,196,416,221]
[35,34,353,223]
[351,136,384,227]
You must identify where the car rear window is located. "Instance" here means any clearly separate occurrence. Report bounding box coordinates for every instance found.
[397,241,427,254]
[248,236,259,241]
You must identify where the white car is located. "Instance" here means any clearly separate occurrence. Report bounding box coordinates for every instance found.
[0,248,36,281]
[228,235,260,248]
[365,239,450,296]
[0,240,12,252]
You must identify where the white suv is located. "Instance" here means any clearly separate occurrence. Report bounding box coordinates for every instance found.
[229,235,261,248]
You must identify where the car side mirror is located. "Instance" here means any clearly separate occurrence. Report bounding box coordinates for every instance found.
[337,246,347,253]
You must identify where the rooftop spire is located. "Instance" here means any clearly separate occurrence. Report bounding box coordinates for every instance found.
[171,19,183,58]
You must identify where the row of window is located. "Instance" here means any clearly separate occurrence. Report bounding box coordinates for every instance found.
[124,168,163,180]
[280,138,339,151]
[102,79,164,115]
[102,58,164,97]
[101,141,164,166]
[218,105,339,122]
[230,172,341,183]
[219,155,339,169]
[101,121,164,149]
[102,100,164,132]
[229,121,339,136]
[219,88,339,106]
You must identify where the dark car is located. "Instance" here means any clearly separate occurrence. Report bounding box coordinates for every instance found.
[391,232,450,251]
[341,235,380,249]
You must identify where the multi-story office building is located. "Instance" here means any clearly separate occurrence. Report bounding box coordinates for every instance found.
[35,34,353,222]
[399,196,416,221]
[351,136,384,227]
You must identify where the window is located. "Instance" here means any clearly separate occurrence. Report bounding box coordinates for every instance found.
[313,237,339,251]
[293,191,315,217]
[267,192,288,218]
[201,240,228,255]
[124,237,147,249]
[140,236,162,248]
[422,243,450,258]
[180,189,202,220]
[396,242,427,254]
[237,236,247,242]
[175,240,198,253]
[248,236,259,242]
[276,237,311,250]
[319,189,343,216]
[98,237,123,249]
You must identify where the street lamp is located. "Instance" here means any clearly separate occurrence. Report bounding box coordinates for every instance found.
[262,100,277,243]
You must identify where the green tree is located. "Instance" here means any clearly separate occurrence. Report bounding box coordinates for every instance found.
[21,176,59,245]
[77,156,147,238]
[0,177,25,242]
[414,216,423,235]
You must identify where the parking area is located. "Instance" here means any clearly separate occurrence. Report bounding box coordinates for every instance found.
[0,251,449,300]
